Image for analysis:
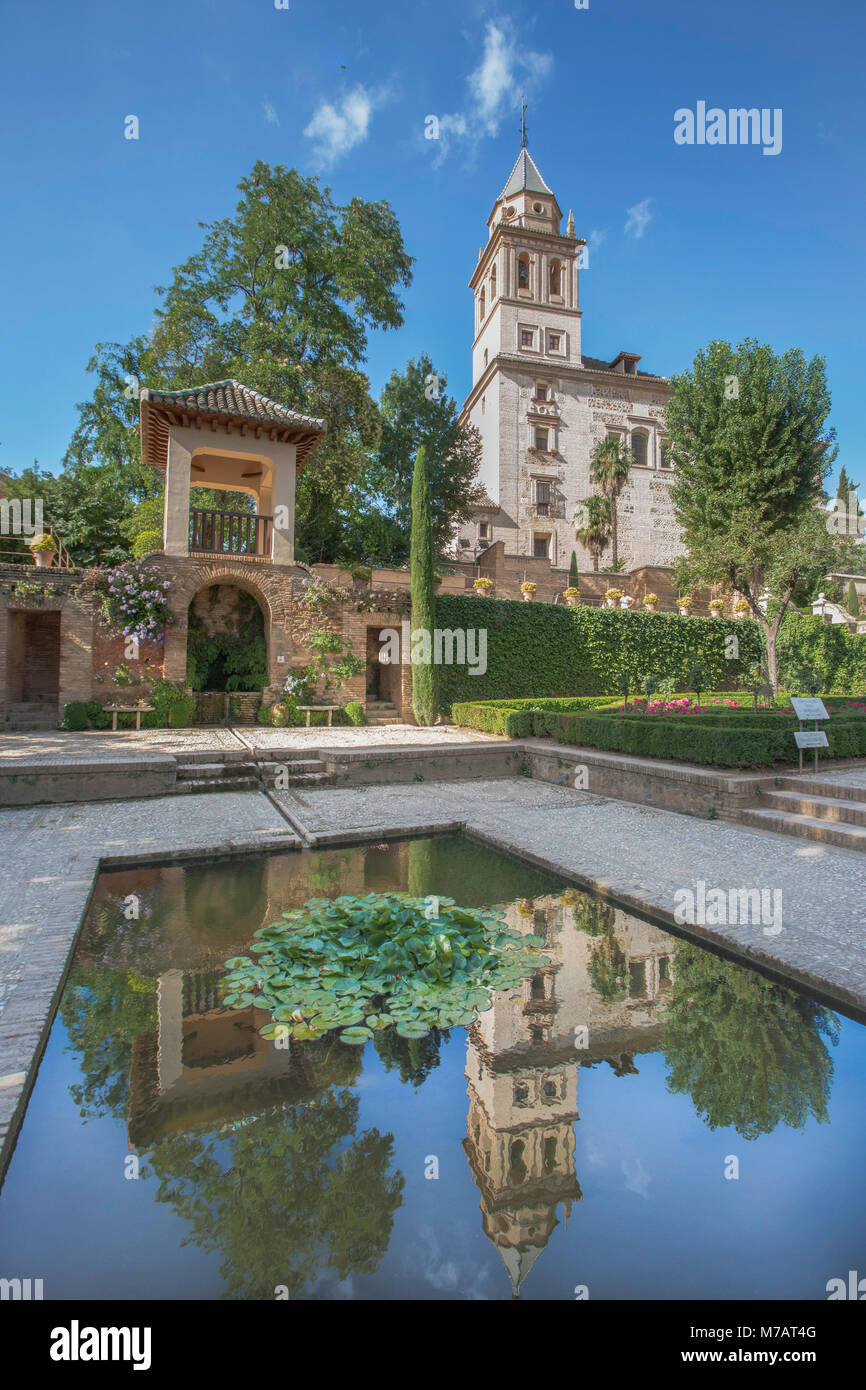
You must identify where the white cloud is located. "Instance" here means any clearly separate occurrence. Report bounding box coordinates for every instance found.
[263,101,279,127]
[304,84,389,167]
[429,20,552,164]
[624,198,654,239]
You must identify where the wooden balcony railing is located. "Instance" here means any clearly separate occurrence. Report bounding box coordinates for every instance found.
[189,508,272,558]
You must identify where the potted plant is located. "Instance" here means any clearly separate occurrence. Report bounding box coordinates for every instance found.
[708,598,726,618]
[677,594,693,616]
[643,592,659,611]
[520,581,537,602]
[605,587,622,609]
[28,532,56,568]
[473,577,494,596]
[563,586,580,607]
[733,597,751,620]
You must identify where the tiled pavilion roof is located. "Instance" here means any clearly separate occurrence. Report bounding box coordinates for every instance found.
[139,379,326,470]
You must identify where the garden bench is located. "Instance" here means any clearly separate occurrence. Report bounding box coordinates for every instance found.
[104,703,154,731]
[295,704,341,727]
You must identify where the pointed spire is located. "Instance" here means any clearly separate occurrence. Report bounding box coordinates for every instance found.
[520,96,528,149]
[566,209,576,238]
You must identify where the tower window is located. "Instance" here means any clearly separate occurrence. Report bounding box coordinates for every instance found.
[517,253,530,290]
[534,428,549,453]
[549,259,562,295]
[533,533,550,559]
[535,480,551,514]
[490,264,497,300]
[479,288,485,320]
[548,332,562,353]
[478,521,489,539]
[520,328,535,349]
[631,430,648,468]
[659,441,671,469]
[535,383,548,400]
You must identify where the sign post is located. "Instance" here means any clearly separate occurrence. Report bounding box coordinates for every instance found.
[790,697,830,774]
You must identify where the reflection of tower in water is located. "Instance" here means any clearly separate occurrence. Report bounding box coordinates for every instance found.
[463,893,675,1297]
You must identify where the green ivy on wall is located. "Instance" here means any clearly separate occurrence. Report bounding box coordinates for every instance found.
[186,588,268,692]
[434,595,763,709]
[777,612,866,693]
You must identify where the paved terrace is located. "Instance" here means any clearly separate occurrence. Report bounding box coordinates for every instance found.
[2,767,866,1178]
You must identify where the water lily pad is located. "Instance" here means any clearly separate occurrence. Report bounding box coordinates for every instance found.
[340,1026,373,1045]
[396,1021,431,1039]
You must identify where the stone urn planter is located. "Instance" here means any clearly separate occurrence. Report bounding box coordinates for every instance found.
[733,600,751,620]
[643,592,659,612]
[563,587,580,608]
[605,588,622,610]
[520,583,537,602]
[677,596,693,617]
[28,533,56,568]
[708,601,725,618]
[473,578,494,597]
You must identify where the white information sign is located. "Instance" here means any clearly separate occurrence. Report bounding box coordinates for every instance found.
[794,730,829,749]
[790,697,829,721]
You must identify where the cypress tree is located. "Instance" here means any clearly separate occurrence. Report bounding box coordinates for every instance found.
[410,445,438,724]
[846,579,860,616]
[569,551,579,589]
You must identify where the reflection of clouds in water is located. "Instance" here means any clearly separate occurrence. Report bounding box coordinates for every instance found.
[408,1225,493,1299]
[621,1156,652,1199]
[582,1136,652,1198]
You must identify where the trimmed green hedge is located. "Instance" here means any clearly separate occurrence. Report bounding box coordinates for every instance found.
[453,700,866,767]
[435,595,763,709]
[779,613,866,693]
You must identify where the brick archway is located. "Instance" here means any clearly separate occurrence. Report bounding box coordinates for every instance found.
[145,555,306,687]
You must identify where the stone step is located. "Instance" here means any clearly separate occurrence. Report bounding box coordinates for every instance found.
[176,761,256,781]
[737,805,866,852]
[759,788,866,826]
[173,776,260,795]
[259,759,324,775]
[770,775,866,804]
[366,716,403,726]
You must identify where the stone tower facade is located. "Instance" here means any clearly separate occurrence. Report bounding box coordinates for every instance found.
[457,145,683,574]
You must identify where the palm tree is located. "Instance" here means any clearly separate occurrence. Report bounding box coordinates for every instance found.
[589,436,632,568]
[574,494,612,571]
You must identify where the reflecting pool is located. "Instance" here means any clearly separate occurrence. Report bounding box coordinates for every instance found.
[0,834,863,1300]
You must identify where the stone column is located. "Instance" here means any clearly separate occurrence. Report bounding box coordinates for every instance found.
[271,446,296,565]
[163,434,192,558]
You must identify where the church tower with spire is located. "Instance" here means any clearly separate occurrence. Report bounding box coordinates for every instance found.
[459,134,680,574]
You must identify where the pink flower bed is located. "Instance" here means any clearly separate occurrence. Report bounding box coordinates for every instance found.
[630,697,743,715]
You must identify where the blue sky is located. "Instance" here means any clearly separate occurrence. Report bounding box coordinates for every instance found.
[1,0,863,491]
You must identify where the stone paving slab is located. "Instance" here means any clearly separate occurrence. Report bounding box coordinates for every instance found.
[810,766,866,790]
[0,728,247,760]
[237,725,500,753]
[0,791,296,1174]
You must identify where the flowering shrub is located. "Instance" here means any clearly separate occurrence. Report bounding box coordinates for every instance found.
[631,696,743,715]
[103,568,173,644]
[299,576,351,609]
[520,581,537,593]
[283,669,314,702]
[605,588,622,602]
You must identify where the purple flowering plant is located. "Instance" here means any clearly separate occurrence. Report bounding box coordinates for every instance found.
[103,567,175,645]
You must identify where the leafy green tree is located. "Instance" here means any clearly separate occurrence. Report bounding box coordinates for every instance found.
[574,493,612,572]
[59,162,413,564]
[666,338,838,691]
[589,436,632,568]
[410,445,437,724]
[359,355,482,561]
[663,943,838,1139]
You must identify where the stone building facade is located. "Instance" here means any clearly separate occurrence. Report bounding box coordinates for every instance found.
[457,145,682,574]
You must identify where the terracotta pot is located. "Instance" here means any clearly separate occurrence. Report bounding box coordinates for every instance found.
[522,591,536,602]
[33,550,53,568]
[565,595,579,608]
[644,603,658,612]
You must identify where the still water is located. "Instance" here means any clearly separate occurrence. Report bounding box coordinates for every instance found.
[0,835,863,1300]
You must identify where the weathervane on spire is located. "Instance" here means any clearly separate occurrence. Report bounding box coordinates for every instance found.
[520,96,528,149]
